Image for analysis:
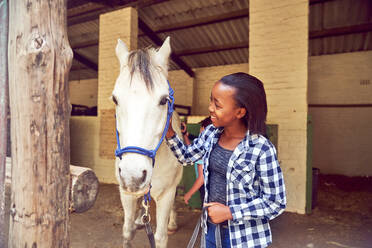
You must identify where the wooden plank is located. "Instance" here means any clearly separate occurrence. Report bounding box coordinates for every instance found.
[8,1,72,246]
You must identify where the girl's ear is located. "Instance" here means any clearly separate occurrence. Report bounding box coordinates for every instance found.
[236,107,246,119]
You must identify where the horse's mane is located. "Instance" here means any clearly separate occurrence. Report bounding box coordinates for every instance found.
[127,47,157,90]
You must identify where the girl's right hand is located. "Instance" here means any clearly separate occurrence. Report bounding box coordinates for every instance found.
[166,117,175,138]
[184,193,191,204]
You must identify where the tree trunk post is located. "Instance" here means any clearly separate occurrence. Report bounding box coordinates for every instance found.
[8,1,73,247]
[0,0,9,247]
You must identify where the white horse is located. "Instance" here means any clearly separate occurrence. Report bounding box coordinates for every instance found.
[112,37,183,248]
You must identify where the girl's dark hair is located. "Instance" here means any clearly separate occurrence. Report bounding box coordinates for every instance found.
[199,116,212,128]
[220,72,267,135]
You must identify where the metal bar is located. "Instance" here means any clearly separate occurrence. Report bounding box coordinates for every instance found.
[0,1,9,247]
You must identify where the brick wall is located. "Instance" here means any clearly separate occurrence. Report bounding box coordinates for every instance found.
[168,70,194,107]
[69,79,98,107]
[98,7,138,111]
[249,0,309,214]
[98,7,138,159]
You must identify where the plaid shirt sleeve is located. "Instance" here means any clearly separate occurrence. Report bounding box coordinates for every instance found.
[165,125,214,165]
[229,141,286,222]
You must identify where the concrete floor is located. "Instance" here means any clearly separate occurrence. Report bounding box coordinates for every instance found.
[70,174,372,248]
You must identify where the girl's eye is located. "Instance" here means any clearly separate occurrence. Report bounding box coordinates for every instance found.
[159,97,168,105]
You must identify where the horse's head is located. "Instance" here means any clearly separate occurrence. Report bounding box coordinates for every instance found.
[112,37,172,195]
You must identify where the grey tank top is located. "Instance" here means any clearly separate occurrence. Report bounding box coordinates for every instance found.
[208,143,233,206]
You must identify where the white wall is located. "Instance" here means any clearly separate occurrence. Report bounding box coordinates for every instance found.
[308,51,372,176]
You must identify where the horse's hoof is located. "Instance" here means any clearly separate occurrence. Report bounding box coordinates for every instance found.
[167,228,177,235]
[135,223,145,230]
[123,242,132,248]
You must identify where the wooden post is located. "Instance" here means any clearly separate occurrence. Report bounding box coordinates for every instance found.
[0,1,9,247]
[8,1,73,247]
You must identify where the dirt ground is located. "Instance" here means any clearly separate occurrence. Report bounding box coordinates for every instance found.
[70,174,372,248]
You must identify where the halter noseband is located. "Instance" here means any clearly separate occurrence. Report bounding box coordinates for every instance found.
[114,80,175,168]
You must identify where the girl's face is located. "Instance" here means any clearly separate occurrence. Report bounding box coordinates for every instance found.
[208,81,245,128]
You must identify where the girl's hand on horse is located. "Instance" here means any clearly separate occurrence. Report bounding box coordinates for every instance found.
[184,192,192,204]
[166,117,176,138]
[204,202,233,224]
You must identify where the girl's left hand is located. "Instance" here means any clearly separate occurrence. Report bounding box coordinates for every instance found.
[204,202,233,224]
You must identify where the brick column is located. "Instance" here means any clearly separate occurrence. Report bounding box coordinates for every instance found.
[98,8,138,158]
[249,0,309,213]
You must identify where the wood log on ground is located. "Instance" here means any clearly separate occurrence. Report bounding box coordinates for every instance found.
[5,157,99,213]
[70,165,99,213]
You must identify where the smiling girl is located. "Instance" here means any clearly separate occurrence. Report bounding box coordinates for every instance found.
[166,72,286,248]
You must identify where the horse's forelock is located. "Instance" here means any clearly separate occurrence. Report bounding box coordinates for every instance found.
[127,48,156,90]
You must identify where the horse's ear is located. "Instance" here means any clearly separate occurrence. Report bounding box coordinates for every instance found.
[116,39,129,68]
[156,36,171,71]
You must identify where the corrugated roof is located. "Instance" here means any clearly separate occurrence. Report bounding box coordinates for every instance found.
[67,0,372,80]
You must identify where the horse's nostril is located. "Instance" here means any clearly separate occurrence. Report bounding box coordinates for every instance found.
[119,168,121,174]
[141,170,147,183]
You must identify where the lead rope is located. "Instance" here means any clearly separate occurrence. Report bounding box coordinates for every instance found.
[141,199,156,248]
[187,208,223,248]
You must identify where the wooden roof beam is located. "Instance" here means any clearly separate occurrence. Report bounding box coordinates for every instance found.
[175,42,248,57]
[73,51,98,71]
[138,18,194,77]
[309,0,336,5]
[68,0,169,26]
[310,23,372,39]
[72,40,99,49]
[155,9,248,33]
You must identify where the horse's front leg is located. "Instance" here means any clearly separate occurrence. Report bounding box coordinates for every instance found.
[167,203,178,234]
[120,191,139,248]
[154,188,177,248]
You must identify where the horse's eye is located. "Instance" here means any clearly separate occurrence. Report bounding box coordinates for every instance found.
[159,96,168,106]
[112,95,118,105]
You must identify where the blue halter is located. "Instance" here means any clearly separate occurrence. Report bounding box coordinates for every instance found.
[114,80,175,203]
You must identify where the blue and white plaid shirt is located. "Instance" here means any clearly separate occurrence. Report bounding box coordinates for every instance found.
[166,124,286,248]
